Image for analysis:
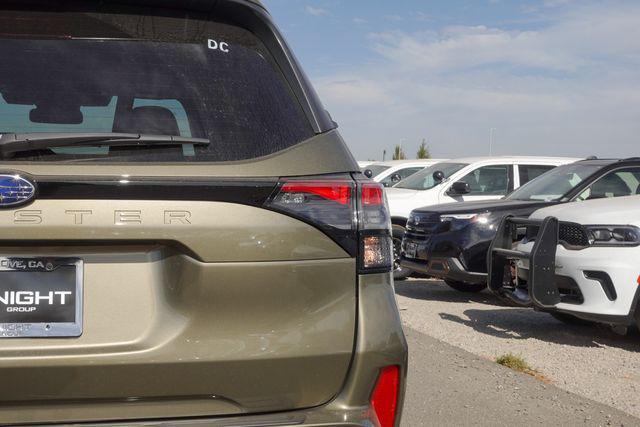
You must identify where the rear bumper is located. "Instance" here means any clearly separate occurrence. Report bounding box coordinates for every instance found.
[51,407,376,426]
[400,256,486,284]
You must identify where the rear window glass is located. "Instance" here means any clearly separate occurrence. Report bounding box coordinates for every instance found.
[0,7,314,162]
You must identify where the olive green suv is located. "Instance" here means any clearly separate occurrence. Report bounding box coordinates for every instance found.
[0,1,407,426]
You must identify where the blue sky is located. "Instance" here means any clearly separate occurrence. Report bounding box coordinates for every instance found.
[263,0,640,160]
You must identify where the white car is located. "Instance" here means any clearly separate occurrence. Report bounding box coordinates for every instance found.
[488,194,640,331]
[387,156,580,221]
[357,160,375,169]
[364,159,445,187]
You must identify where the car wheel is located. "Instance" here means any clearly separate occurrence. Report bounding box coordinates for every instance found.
[392,224,412,281]
[549,312,595,326]
[444,279,487,293]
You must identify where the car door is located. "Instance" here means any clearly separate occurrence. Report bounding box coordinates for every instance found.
[444,164,513,202]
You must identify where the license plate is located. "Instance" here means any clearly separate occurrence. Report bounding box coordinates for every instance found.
[404,242,417,259]
[0,257,83,338]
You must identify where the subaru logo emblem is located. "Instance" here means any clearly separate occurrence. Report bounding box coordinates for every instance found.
[0,174,36,208]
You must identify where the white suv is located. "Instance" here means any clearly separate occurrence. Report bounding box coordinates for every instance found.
[489,194,640,331]
[387,156,580,221]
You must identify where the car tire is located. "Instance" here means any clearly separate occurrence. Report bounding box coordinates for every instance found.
[392,224,412,281]
[549,312,595,326]
[444,279,487,293]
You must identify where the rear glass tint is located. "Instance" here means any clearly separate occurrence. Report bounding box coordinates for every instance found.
[0,6,314,162]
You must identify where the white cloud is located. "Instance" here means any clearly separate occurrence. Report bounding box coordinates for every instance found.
[370,27,582,73]
[353,17,368,25]
[316,77,394,107]
[313,2,640,160]
[305,5,329,17]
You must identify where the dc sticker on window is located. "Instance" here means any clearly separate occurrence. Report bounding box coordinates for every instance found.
[208,39,229,53]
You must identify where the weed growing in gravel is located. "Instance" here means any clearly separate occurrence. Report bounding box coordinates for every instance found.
[496,353,531,372]
[496,354,552,383]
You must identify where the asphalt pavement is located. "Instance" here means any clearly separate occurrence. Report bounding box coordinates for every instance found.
[401,327,639,426]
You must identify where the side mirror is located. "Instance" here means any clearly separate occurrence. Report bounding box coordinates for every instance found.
[432,170,445,183]
[390,173,402,183]
[364,169,373,178]
[448,181,471,195]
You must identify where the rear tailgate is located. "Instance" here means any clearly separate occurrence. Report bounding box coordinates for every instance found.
[0,168,357,424]
[0,0,360,424]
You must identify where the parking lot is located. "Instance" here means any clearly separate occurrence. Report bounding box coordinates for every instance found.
[396,279,640,421]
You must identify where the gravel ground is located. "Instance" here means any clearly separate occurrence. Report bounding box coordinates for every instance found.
[396,278,640,419]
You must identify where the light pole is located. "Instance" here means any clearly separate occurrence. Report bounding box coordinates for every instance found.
[489,128,496,156]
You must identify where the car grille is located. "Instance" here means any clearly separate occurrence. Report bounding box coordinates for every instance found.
[405,212,441,240]
[559,222,589,247]
[524,222,589,248]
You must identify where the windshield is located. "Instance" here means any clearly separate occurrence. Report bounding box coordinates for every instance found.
[366,164,391,177]
[0,10,313,162]
[395,162,467,190]
[506,163,604,201]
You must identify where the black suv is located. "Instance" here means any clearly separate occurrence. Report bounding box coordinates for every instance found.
[401,158,640,292]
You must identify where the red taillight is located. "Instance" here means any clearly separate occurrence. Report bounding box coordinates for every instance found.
[265,177,393,271]
[266,179,356,234]
[358,182,389,230]
[357,181,393,272]
[370,365,400,427]
[361,182,384,206]
[280,181,352,205]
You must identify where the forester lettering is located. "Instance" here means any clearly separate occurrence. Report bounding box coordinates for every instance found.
[9,209,193,225]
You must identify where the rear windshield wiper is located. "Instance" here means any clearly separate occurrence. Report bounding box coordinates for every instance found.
[0,132,210,158]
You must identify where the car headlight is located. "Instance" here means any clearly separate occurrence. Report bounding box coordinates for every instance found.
[585,225,640,246]
[439,213,495,230]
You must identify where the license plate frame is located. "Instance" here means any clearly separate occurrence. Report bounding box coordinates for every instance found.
[404,242,418,259]
[0,257,83,338]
